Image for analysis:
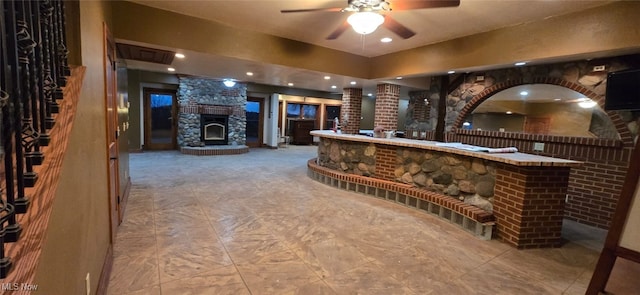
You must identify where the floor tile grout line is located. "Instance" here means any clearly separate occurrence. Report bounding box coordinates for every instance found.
[192,187,255,295]
[114,147,610,294]
[151,187,164,295]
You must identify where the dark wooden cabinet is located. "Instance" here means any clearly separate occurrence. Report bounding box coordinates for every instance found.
[289,119,315,145]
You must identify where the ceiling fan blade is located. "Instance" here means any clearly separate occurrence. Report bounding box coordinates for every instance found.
[383,16,415,39]
[391,0,461,10]
[281,7,343,13]
[326,21,351,40]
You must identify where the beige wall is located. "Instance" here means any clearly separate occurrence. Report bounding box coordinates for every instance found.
[111,1,640,81]
[371,1,640,78]
[111,1,370,79]
[473,101,597,137]
[528,102,595,138]
[33,1,112,294]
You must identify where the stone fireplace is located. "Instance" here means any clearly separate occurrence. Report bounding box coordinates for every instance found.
[177,77,247,147]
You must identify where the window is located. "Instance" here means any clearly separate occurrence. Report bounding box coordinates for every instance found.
[324,105,341,130]
[287,103,317,119]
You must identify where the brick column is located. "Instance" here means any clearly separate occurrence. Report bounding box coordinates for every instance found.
[374,84,401,131]
[493,164,571,249]
[340,88,362,134]
[408,91,430,123]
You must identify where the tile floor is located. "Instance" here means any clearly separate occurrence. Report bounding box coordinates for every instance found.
[107,146,638,295]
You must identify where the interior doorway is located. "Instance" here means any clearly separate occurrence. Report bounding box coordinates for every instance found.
[246,97,264,147]
[143,88,177,150]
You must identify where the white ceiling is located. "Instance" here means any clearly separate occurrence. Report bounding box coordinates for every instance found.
[122,0,618,95]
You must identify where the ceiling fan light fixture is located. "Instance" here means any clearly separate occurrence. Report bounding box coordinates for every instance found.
[347,12,384,35]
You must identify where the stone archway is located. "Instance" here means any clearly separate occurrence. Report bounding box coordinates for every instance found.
[452,77,635,146]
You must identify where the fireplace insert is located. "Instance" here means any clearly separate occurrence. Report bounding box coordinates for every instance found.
[200,114,229,145]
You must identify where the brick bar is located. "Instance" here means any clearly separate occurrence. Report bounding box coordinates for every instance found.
[494,164,571,248]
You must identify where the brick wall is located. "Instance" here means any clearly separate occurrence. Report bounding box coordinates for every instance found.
[494,164,571,248]
[374,84,401,131]
[407,91,431,123]
[340,88,362,134]
[374,145,396,181]
[451,128,632,229]
[435,55,640,229]
[180,104,244,116]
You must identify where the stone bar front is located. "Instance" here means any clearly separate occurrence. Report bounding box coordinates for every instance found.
[310,130,582,249]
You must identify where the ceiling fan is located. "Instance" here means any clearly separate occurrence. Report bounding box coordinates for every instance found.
[280,0,460,40]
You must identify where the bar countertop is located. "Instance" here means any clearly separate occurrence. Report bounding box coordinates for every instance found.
[311,130,582,167]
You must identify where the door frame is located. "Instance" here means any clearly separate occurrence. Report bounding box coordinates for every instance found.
[246,96,264,147]
[104,24,121,242]
[143,88,177,150]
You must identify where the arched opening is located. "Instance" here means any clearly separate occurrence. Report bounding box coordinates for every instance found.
[461,84,619,139]
[453,78,634,146]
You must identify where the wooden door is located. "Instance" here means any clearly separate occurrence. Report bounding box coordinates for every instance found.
[143,88,177,150]
[246,97,263,147]
[105,25,121,241]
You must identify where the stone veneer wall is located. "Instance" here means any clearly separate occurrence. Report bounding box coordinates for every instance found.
[177,77,247,146]
[404,54,640,229]
[317,138,496,212]
[317,140,376,176]
[316,136,576,248]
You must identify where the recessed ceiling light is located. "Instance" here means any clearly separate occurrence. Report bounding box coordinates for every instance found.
[174,53,185,59]
[520,91,528,96]
[223,79,236,87]
[368,93,373,97]
[447,70,455,74]
[380,37,392,43]
[246,72,254,76]
[331,85,337,89]
[287,82,294,86]
[350,81,356,85]
[396,76,403,80]
[578,99,597,108]
[515,62,527,66]
[324,76,331,80]
[167,67,175,72]
[506,111,513,114]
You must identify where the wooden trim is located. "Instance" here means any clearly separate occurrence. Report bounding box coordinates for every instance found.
[96,244,113,295]
[3,67,86,284]
[247,97,264,148]
[616,246,640,264]
[142,88,177,150]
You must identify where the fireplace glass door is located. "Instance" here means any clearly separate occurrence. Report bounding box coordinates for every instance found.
[246,97,263,147]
